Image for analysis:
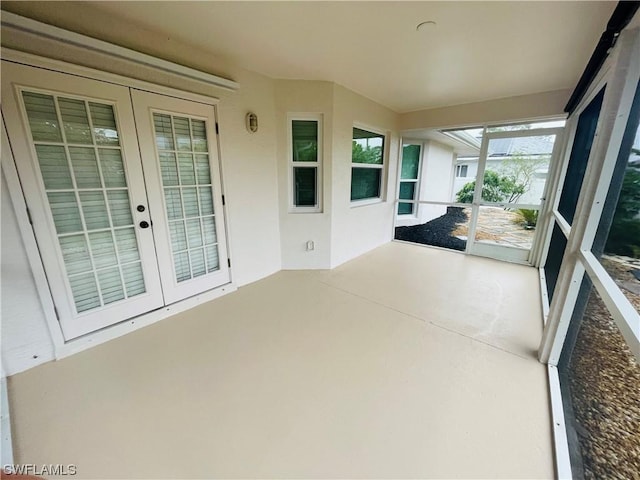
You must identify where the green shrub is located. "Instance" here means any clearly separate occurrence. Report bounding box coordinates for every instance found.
[456,170,525,204]
[515,209,538,228]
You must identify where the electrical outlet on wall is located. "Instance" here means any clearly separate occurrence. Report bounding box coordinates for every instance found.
[306,240,314,251]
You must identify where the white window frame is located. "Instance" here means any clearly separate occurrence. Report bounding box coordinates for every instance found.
[397,141,423,217]
[350,123,387,207]
[288,113,323,213]
[455,164,468,178]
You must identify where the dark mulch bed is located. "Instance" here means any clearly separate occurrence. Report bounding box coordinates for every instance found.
[394,206,468,251]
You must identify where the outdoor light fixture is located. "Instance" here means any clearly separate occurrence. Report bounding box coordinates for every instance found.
[246,112,258,133]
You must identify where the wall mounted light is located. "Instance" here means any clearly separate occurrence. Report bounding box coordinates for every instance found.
[246,112,258,133]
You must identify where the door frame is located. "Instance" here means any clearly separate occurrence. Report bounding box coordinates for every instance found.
[465,126,566,264]
[1,49,237,357]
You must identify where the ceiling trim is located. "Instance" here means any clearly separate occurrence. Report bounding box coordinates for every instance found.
[0,11,240,92]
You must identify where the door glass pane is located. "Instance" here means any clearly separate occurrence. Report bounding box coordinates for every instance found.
[68,273,101,313]
[35,145,73,189]
[97,267,125,305]
[191,120,208,152]
[174,117,192,151]
[152,112,220,283]
[160,153,179,186]
[107,190,133,226]
[59,98,92,144]
[59,235,93,275]
[22,92,62,142]
[190,248,206,277]
[79,191,110,230]
[206,245,219,272]
[47,192,83,234]
[169,221,188,252]
[122,262,145,297]
[89,102,120,145]
[178,154,196,185]
[69,147,102,188]
[195,155,211,184]
[21,90,146,314]
[481,134,556,205]
[98,149,126,187]
[114,228,140,264]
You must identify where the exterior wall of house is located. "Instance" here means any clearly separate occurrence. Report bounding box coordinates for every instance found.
[330,84,400,268]
[417,141,455,223]
[0,8,283,375]
[452,159,547,205]
[395,139,455,227]
[1,170,56,374]
[275,81,334,269]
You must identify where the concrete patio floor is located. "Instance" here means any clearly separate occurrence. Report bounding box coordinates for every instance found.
[7,242,554,479]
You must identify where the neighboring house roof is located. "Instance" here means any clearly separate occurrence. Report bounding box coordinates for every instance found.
[457,135,555,161]
[488,136,555,157]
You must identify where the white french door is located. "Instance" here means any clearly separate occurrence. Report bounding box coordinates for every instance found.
[2,61,230,339]
[131,90,230,304]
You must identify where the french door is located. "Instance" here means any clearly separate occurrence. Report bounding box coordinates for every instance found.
[2,61,230,340]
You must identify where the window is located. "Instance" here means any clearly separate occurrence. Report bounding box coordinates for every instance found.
[351,127,385,202]
[398,144,421,215]
[455,164,468,177]
[290,116,321,211]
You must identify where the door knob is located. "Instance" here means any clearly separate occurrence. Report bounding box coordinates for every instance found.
[137,205,146,212]
[139,221,150,229]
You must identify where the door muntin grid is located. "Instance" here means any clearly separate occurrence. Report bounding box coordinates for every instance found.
[21,90,147,314]
[152,113,220,283]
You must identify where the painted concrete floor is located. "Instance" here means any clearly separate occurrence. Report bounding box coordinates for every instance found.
[8,242,554,479]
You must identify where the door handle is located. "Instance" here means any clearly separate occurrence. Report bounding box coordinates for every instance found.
[139,221,150,229]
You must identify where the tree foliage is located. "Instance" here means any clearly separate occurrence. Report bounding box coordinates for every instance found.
[455,154,549,205]
[498,153,549,203]
[456,170,524,203]
[352,141,382,164]
[605,167,640,257]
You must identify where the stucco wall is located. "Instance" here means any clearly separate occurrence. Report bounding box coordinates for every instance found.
[330,85,400,268]
[275,81,334,270]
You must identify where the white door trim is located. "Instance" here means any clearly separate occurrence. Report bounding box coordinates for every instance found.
[1,49,236,357]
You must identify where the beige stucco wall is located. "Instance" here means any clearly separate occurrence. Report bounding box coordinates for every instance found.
[275,80,334,269]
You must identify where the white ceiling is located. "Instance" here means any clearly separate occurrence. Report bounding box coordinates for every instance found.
[24,1,619,113]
